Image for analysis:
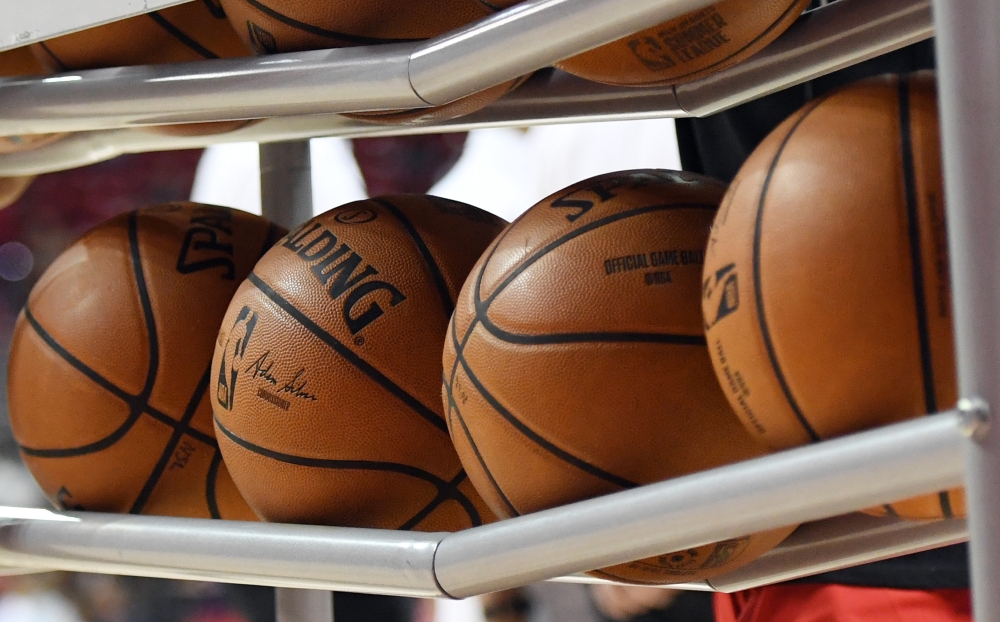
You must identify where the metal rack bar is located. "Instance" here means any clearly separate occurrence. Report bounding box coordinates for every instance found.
[0,0,931,178]
[0,0,925,137]
[407,0,717,106]
[931,0,1000,619]
[707,513,967,591]
[260,140,313,229]
[0,412,972,597]
[556,513,969,591]
[433,410,968,597]
[676,0,931,116]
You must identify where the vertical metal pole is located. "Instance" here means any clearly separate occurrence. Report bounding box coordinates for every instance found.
[275,589,334,622]
[931,0,1000,618]
[258,139,331,622]
[259,140,314,229]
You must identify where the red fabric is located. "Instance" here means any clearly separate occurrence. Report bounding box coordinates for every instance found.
[714,585,971,622]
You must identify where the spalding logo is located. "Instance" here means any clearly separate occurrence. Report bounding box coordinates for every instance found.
[282,222,407,335]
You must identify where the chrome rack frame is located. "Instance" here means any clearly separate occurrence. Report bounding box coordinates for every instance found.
[1,0,999,620]
[0,412,974,596]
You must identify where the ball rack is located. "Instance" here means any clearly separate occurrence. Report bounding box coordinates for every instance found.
[1,0,998,620]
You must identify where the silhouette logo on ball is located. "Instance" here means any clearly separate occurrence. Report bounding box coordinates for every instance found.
[216,306,258,411]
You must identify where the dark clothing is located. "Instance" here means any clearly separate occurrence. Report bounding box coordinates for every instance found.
[675,41,936,183]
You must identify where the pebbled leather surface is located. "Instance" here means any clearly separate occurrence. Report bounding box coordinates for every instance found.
[213,195,505,530]
[702,73,963,520]
[556,0,812,87]
[8,202,278,520]
[443,169,796,584]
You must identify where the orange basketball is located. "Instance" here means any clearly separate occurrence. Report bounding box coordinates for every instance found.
[31,0,252,137]
[702,73,962,520]
[443,170,794,584]
[212,195,506,530]
[7,203,283,518]
[217,0,526,124]
[553,0,810,86]
[0,47,66,154]
[31,0,249,71]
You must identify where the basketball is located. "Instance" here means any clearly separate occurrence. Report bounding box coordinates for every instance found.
[553,0,810,86]
[0,47,66,154]
[7,203,283,519]
[217,0,525,124]
[31,0,249,71]
[212,195,506,530]
[701,73,962,520]
[443,170,794,585]
[30,0,252,137]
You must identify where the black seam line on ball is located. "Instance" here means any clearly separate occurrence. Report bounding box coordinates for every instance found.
[130,364,212,514]
[477,318,709,346]
[444,373,521,518]
[445,315,520,518]
[752,98,828,444]
[241,0,423,45]
[450,205,717,492]
[373,197,455,318]
[35,42,68,72]
[128,211,162,419]
[476,0,505,12]
[144,405,218,447]
[214,415,473,506]
[472,217,522,314]
[446,321,522,517]
[23,307,133,404]
[453,330,638,490]
[205,448,223,519]
[200,0,228,20]
[897,75,952,520]
[246,272,448,434]
[19,310,219,456]
[147,12,220,60]
[898,75,938,419]
[661,0,808,85]
[881,503,900,518]
[19,309,148,458]
[398,471,478,530]
[479,202,719,314]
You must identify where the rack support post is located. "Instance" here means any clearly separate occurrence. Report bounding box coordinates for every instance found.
[260,140,314,230]
[276,588,334,622]
[258,139,332,622]
[931,0,1000,618]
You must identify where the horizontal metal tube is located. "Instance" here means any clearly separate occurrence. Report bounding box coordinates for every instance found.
[0,43,421,136]
[0,70,682,177]
[0,413,971,597]
[675,0,932,116]
[433,411,968,598]
[709,513,968,592]
[0,0,927,139]
[0,510,444,597]
[408,0,716,105]
[553,513,968,592]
